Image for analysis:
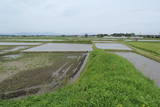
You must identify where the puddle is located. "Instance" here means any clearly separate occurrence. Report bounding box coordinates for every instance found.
[95,43,132,50]
[4,46,28,52]
[67,56,78,59]
[114,52,160,86]
[23,43,93,52]
[3,54,22,59]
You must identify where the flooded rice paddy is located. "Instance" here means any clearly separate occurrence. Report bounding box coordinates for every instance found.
[95,43,132,50]
[0,52,87,99]
[0,42,42,46]
[114,52,160,86]
[0,39,65,42]
[0,46,29,54]
[3,54,22,59]
[24,43,93,52]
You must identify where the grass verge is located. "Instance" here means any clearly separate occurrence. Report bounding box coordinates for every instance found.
[0,50,160,106]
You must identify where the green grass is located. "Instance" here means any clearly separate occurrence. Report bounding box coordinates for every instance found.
[0,46,16,51]
[126,42,160,62]
[127,42,160,55]
[0,50,160,106]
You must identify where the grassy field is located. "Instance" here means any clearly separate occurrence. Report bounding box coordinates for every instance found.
[0,50,160,106]
[128,42,160,55]
[126,42,160,62]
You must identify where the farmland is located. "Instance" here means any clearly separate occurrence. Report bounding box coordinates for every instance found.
[0,46,16,51]
[0,50,160,106]
[0,0,160,106]
[128,42,160,55]
[0,52,86,99]
[126,42,160,62]
[0,37,160,106]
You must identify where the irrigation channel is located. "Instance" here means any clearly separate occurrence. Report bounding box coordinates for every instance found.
[95,42,160,87]
[0,53,89,99]
[114,52,160,87]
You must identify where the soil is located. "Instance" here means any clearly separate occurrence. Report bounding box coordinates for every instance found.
[0,53,87,99]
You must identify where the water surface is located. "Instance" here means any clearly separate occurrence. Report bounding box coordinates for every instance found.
[24,43,93,52]
[115,52,160,86]
[96,43,132,50]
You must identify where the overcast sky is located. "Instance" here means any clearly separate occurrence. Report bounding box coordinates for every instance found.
[0,0,160,34]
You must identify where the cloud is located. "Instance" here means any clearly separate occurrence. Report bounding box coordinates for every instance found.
[0,0,160,34]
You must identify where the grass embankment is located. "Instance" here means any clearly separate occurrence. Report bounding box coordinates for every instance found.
[127,42,160,62]
[0,50,160,106]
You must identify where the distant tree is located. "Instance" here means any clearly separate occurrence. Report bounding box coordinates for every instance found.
[104,34,109,36]
[84,34,88,38]
[126,33,135,37]
[97,34,104,38]
[74,35,78,37]
[111,33,135,37]
[61,35,66,37]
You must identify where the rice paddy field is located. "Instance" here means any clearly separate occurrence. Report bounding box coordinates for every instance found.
[0,46,16,51]
[0,37,160,106]
[128,42,160,55]
[0,45,31,55]
[0,50,160,106]
[127,42,160,62]
[0,36,93,44]
[0,52,87,99]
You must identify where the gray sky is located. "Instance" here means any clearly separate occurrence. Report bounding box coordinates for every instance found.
[0,0,160,34]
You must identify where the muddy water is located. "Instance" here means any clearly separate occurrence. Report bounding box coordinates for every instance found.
[114,52,160,86]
